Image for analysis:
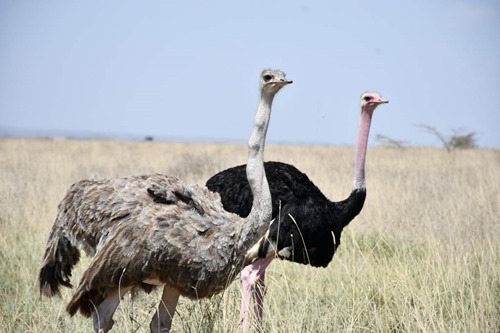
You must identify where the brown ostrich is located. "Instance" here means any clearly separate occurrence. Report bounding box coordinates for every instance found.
[38,69,292,333]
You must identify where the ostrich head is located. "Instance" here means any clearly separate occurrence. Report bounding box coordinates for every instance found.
[260,69,293,95]
[360,92,389,112]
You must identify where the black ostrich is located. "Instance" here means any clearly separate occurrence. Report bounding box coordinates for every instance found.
[206,92,388,331]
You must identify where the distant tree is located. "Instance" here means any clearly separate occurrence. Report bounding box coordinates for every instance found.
[145,136,154,141]
[416,124,478,151]
[375,134,407,148]
[449,129,477,149]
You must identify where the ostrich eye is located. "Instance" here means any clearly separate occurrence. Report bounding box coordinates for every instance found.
[363,96,372,102]
[263,74,273,82]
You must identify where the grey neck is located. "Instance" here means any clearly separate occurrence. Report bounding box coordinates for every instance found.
[239,91,274,251]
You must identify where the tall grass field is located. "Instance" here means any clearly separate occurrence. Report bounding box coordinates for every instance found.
[0,138,498,332]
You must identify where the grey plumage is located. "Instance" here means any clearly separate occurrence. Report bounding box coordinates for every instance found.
[38,69,292,333]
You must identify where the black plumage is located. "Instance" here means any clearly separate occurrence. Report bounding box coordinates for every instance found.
[206,161,366,268]
[208,92,387,332]
[207,91,389,275]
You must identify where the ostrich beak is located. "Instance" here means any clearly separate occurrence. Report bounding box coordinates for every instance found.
[377,98,389,104]
[269,79,293,88]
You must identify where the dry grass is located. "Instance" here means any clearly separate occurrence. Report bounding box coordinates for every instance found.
[0,138,498,332]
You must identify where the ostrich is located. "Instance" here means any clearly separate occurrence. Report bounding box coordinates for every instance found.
[206,92,388,331]
[38,69,292,333]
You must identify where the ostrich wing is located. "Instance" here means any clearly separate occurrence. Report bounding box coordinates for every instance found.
[264,197,339,267]
[147,182,208,216]
[66,181,244,317]
[59,174,226,254]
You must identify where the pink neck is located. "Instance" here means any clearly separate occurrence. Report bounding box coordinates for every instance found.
[353,108,373,190]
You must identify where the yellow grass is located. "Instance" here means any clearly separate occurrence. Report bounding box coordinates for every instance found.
[0,138,498,332]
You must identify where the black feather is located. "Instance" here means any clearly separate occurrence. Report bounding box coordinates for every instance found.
[206,161,366,267]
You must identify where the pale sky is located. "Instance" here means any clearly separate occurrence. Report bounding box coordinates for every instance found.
[1,0,499,148]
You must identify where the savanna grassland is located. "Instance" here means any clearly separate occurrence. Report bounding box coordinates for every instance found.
[0,138,498,333]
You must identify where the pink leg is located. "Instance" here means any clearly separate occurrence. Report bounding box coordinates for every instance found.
[239,266,253,332]
[92,286,132,333]
[150,285,180,333]
[254,269,266,328]
[238,255,274,333]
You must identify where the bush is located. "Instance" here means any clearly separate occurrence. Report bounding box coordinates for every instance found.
[417,124,478,151]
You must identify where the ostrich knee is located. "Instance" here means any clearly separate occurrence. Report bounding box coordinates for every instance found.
[92,287,132,333]
[252,255,274,326]
[92,315,114,333]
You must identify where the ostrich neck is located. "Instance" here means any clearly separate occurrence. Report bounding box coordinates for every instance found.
[238,91,274,251]
[353,109,373,190]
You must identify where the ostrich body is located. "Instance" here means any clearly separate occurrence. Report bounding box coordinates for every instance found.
[206,92,388,330]
[38,69,292,333]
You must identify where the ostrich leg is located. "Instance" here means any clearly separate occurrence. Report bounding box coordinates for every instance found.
[150,285,181,333]
[254,270,267,328]
[239,255,274,332]
[92,286,133,333]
